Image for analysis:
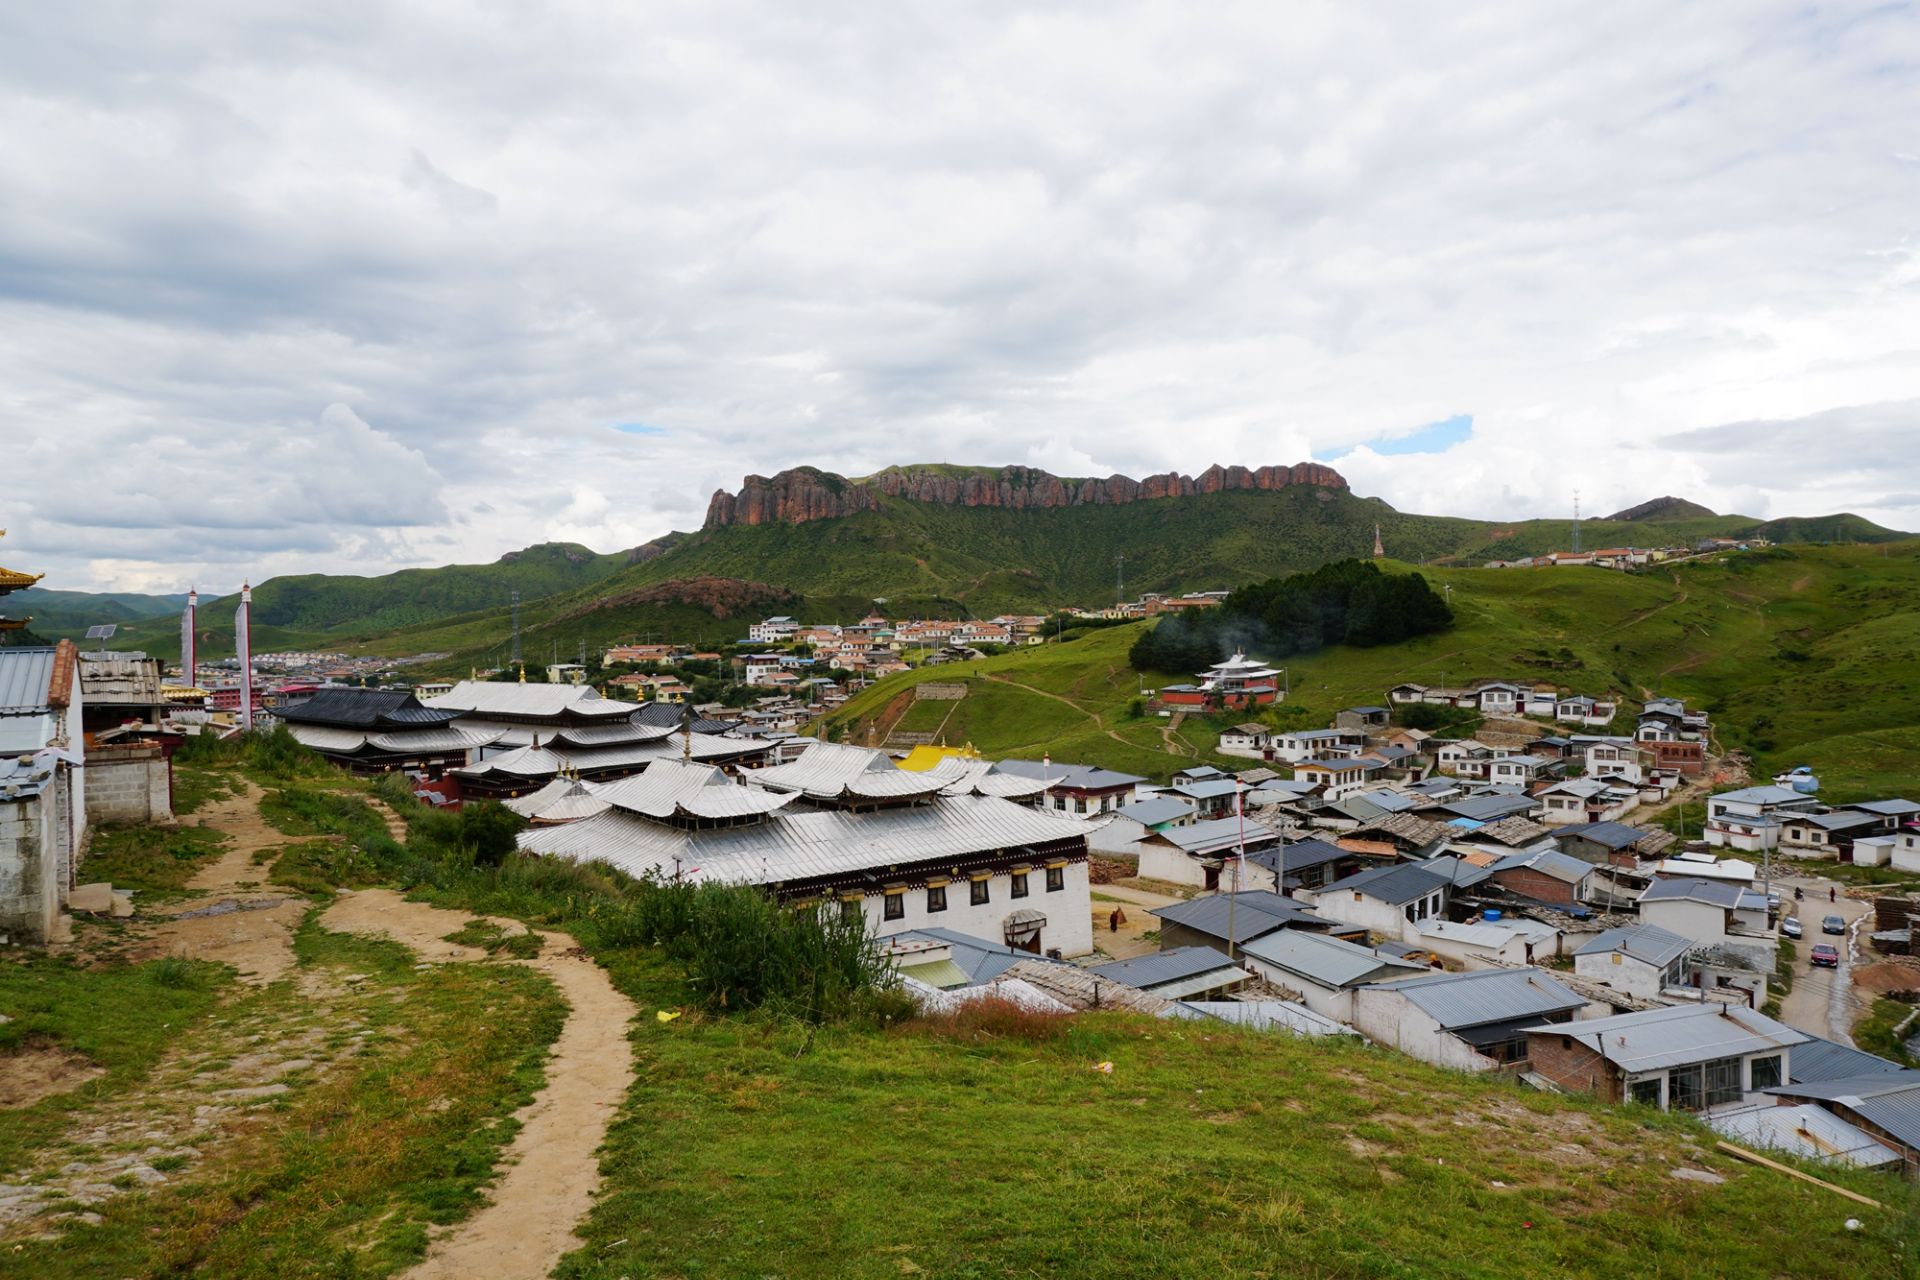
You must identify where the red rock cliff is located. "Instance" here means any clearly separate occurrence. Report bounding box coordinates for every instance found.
[703,461,1346,527]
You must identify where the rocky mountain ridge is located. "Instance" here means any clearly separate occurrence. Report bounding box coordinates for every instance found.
[703,461,1348,527]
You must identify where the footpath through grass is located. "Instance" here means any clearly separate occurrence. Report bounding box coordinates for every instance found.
[19,752,1920,1278]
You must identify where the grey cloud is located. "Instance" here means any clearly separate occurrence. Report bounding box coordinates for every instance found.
[3,2,1919,590]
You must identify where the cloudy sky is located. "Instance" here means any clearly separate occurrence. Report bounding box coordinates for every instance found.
[4,2,1918,593]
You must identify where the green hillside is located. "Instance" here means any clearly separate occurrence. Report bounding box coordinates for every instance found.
[825,543,1920,797]
[45,542,636,660]
[10,586,186,637]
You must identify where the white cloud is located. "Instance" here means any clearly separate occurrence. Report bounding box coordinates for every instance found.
[1,1,1916,591]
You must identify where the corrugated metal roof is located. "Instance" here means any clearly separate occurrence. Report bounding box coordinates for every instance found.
[1369,967,1585,1030]
[0,648,57,714]
[1789,1035,1908,1085]
[597,760,798,821]
[995,760,1146,790]
[899,958,973,990]
[749,741,950,801]
[1154,817,1279,856]
[1321,862,1451,906]
[1088,946,1241,990]
[1238,930,1426,988]
[1544,1004,1808,1072]
[1114,797,1193,827]
[427,680,639,719]
[1177,1000,1356,1037]
[1417,918,1560,951]
[1706,1103,1903,1169]
[1573,923,1693,968]
[1490,848,1593,884]
[1246,839,1350,874]
[1766,1070,1920,1151]
[1640,876,1755,909]
[895,927,1036,985]
[1149,891,1321,944]
[520,790,1085,885]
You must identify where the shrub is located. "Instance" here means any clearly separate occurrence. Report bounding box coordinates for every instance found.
[461,802,526,869]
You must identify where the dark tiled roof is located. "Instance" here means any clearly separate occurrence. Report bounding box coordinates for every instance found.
[280,688,460,730]
[1322,862,1450,906]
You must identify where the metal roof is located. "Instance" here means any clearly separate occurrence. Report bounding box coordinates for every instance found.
[1152,816,1279,856]
[1114,796,1194,827]
[1848,798,1920,817]
[1149,891,1322,944]
[520,790,1085,886]
[1321,861,1451,906]
[1177,1000,1355,1037]
[1433,793,1540,822]
[1788,1035,1909,1085]
[427,680,639,720]
[996,759,1145,791]
[1765,1070,1920,1152]
[895,927,1040,985]
[1783,810,1884,832]
[1419,855,1494,890]
[1416,917,1559,951]
[0,647,56,715]
[1245,839,1351,875]
[1711,785,1816,806]
[1557,820,1657,851]
[1238,929,1426,989]
[1706,1102,1903,1169]
[598,760,799,821]
[281,687,460,729]
[1639,876,1754,909]
[1540,1004,1808,1072]
[1573,923,1693,968]
[1167,778,1239,800]
[749,741,953,802]
[503,776,613,822]
[1088,946,1247,993]
[1489,848,1593,884]
[1369,967,1586,1030]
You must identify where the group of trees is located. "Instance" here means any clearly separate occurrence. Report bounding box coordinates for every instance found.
[1129,560,1453,673]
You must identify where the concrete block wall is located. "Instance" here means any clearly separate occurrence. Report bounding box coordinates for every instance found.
[0,795,58,944]
[86,748,173,825]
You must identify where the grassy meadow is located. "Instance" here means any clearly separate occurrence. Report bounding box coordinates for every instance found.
[826,543,1920,793]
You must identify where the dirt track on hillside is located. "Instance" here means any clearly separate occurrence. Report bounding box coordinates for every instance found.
[323,889,636,1280]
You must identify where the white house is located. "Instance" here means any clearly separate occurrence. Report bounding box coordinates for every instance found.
[1352,968,1593,1072]
[1300,862,1452,944]
[1637,877,1775,969]
[1555,695,1618,726]
[1086,795,1195,857]
[1292,757,1384,800]
[1527,1004,1807,1111]
[1235,929,1427,1023]
[1578,738,1646,785]
[1890,829,1920,873]
[1217,723,1272,758]
[1413,917,1564,969]
[0,643,87,944]
[748,616,801,643]
[1487,755,1551,787]
[1537,778,1640,826]
[1572,923,1695,1000]
[1271,728,1364,764]
[1135,818,1282,891]
[1703,785,1822,851]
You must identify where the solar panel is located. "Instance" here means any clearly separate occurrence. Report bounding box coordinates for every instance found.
[84,624,118,640]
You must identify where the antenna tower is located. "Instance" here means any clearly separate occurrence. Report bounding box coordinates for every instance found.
[509,590,522,667]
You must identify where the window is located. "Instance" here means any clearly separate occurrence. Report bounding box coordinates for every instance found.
[1750,1054,1782,1092]
[1668,1064,1704,1111]
[1046,866,1064,893]
[841,899,863,924]
[1704,1057,1743,1108]
[1010,873,1029,899]
[1629,1078,1663,1107]
[926,885,947,913]
[1074,797,1087,815]
[970,879,990,906]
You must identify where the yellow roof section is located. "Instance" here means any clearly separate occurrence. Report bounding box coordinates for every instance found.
[897,742,981,772]
[0,567,41,589]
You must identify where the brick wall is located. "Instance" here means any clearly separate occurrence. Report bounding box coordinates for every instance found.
[1494,866,1577,907]
[1525,1032,1620,1100]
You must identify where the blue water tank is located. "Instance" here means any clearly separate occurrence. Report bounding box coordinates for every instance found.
[1483,908,1503,922]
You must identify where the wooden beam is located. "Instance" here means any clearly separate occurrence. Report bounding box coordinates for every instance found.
[1714,1141,1885,1209]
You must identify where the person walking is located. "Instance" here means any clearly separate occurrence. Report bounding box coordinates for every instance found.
[1830,887,1837,904]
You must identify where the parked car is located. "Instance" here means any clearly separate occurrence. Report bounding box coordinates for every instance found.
[1822,915,1846,935]
[1780,916,1803,939]
[1810,943,1840,968]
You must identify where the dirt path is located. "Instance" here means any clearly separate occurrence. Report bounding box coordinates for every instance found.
[125,779,308,985]
[364,794,411,843]
[322,889,637,1280]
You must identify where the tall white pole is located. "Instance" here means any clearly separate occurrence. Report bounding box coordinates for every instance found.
[181,588,198,688]
[236,583,254,732]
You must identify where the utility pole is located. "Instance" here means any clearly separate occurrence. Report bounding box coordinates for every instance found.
[1572,490,1582,554]
[1115,555,1125,605]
